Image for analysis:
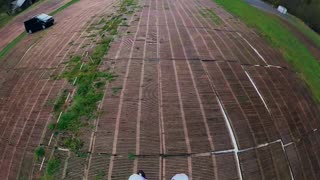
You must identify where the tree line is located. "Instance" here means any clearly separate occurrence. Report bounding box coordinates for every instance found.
[0,0,11,13]
[263,0,320,33]
[0,0,36,14]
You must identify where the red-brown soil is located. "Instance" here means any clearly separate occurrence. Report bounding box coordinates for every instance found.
[0,0,319,179]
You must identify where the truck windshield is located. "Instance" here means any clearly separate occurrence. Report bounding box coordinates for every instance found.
[36,14,52,21]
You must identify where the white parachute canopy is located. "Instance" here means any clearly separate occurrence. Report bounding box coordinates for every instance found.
[16,0,26,7]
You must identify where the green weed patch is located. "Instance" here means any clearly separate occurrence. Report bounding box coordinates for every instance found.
[53,90,69,116]
[63,137,84,152]
[94,171,106,180]
[47,0,138,154]
[41,0,138,176]
[42,157,61,179]
[34,146,45,160]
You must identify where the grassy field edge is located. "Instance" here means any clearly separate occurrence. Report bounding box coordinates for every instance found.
[215,0,320,103]
[0,32,27,59]
[289,15,320,49]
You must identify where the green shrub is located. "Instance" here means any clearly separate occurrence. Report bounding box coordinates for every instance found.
[34,146,45,160]
[46,157,61,176]
[63,137,84,152]
[95,171,106,180]
[48,123,56,130]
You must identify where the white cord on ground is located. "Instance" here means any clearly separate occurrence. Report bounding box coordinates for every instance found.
[217,97,243,180]
[243,69,271,113]
[236,32,268,65]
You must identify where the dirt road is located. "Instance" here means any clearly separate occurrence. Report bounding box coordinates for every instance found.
[0,0,319,179]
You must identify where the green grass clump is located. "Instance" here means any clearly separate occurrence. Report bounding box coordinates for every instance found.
[128,153,137,160]
[45,157,61,177]
[41,156,61,179]
[63,137,84,152]
[100,16,123,35]
[57,58,116,132]
[49,0,137,158]
[48,123,56,130]
[119,0,137,13]
[53,90,69,115]
[200,9,222,25]
[214,0,320,102]
[52,0,136,151]
[91,36,114,62]
[76,151,89,158]
[36,0,138,177]
[94,81,106,89]
[62,56,82,83]
[95,171,106,180]
[56,32,117,134]
[34,146,45,160]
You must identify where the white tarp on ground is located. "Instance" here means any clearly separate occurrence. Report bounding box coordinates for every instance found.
[16,0,26,7]
[277,5,287,14]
